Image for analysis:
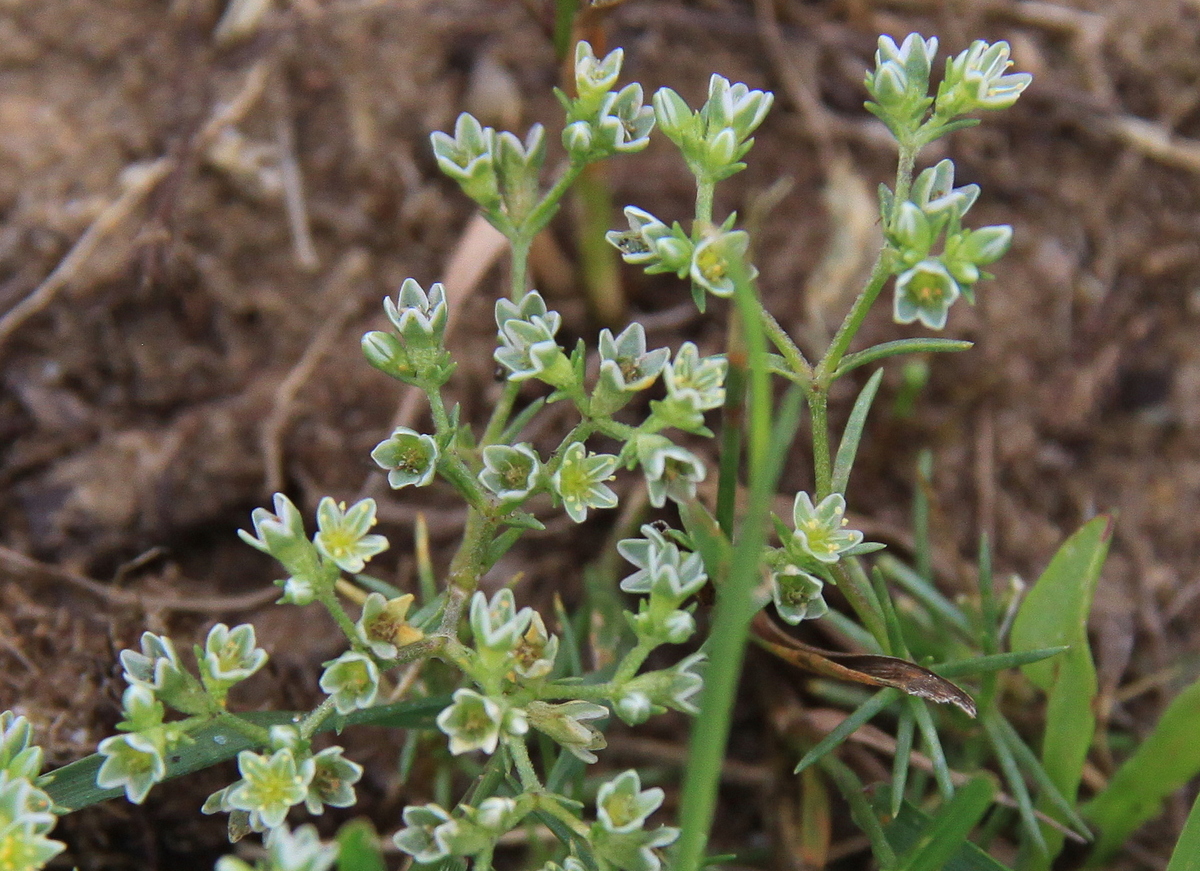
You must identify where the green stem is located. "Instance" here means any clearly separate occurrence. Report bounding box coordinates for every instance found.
[509,238,531,301]
[318,590,361,645]
[814,138,919,385]
[481,381,521,447]
[808,389,832,500]
[832,559,888,649]
[506,734,543,792]
[446,510,499,594]
[299,696,338,740]
[213,711,273,747]
[759,306,812,382]
[694,178,715,227]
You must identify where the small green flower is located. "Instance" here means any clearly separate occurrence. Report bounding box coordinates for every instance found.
[0,774,65,871]
[893,258,961,330]
[215,823,340,871]
[436,689,506,756]
[590,770,679,871]
[313,497,389,573]
[0,713,42,782]
[438,797,523,855]
[392,803,454,864]
[613,653,705,725]
[494,126,548,226]
[864,34,938,135]
[909,158,979,223]
[227,748,315,830]
[552,442,618,523]
[119,632,190,699]
[936,39,1031,117]
[469,589,534,653]
[689,228,751,298]
[494,316,571,386]
[238,493,321,581]
[430,113,500,211]
[593,84,655,156]
[591,323,670,415]
[319,652,380,715]
[304,746,363,815]
[771,565,829,624]
[384,278,448,346]
[354,592,423,660]
[634,434,706,508]
[596,770,664,835]
[510,612,559,681]
[0,770,56,833]
[663,343,726,411]
[526,700,608,764]
[653,75,772,181]
[574,41,623,106]
[605,206,694,276]
[617,524,707,603]
[790,492,864,564]
[479,443,543,503]
[371,427,439,489]
[201,623,268,686]
[96,732,166,804]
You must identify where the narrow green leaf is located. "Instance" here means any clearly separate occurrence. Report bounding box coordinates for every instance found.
[896,776,996,871]
[909,697,954,800]
[877,554,974,639]
[834,339,973,378]
[989,715,1090,837]
[794,688,898,774]
[883,797,1012,871]
[336,819,387,871]
[935,647,1069,678]
[822,755,896,867]
[1166,788,1200,871]
[1084,675,1200,862]
[42,697,447,812]
[983,713,1048,857]
[891,708,915,818]
[831,369,883,494]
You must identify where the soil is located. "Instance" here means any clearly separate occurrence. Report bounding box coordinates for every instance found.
[2,0,1199,868]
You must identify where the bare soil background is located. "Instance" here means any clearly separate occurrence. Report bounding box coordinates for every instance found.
[2,0,1200,868]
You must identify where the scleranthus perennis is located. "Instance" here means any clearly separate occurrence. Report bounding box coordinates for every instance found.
[14,32,1107,871]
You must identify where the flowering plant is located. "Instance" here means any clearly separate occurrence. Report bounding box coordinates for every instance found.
[16,30,1177,871]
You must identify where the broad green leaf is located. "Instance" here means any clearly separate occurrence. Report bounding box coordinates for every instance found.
[1084,675,1200,862]
[336,819,387,871]
[1010,517,1110,870]
[1010,516,1112,690]
[1166,788,1200,871]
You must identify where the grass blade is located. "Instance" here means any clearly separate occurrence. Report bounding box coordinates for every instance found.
[895,775,996,871]
[794,688,899,774]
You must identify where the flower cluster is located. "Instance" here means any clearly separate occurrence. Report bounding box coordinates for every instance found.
[654,74,773,182]
[240,494,388,604]
[886,159,1014,329]
[560,42,655,162]
[98,625,270,804]
[767,492,872,624]
[0,713,65,870]
[363,278,454,388]
[393,770,678,871]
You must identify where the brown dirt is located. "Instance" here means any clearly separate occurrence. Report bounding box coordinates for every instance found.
[2,0,1199,868]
